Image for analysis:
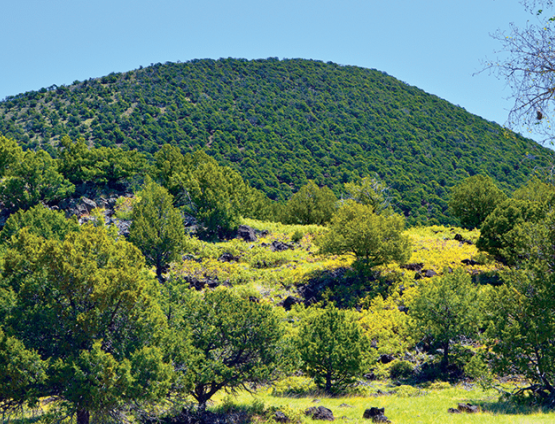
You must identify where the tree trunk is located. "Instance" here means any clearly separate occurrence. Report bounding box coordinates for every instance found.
[77,409,90,424]
[325,371,332,394]
[441,341,449,369]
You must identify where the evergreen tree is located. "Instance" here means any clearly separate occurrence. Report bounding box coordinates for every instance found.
[0,225,172,424]
[317,200,411,271]
[167,286,283,412]
[282,180,337,225]
[129,177,187,281]
[297,304,369,394]
[448,174,507,230]
[409,269,482,369]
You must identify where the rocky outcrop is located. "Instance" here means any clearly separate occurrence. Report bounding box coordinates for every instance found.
[237,225,257,242]
[305,406,334,421]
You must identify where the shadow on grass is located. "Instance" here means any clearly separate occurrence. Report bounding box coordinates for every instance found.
[475,399,551,416]
[297,265,398,308]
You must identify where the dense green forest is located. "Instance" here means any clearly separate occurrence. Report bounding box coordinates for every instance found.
[1,58,554,224]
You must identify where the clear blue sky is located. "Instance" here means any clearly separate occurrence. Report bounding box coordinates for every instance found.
[0,1,543,141]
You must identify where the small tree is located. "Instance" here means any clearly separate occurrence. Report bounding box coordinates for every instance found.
[409,269,482,369]
[297,304,369,394]
[343,175,392,214]
[168,287,283,412]
[485,212,555,403]
[476,198,546,265]
[448,175,507,229]
[129,177,187,281]
[0,225,172,424]
[282,180,337,225]
[0,150,74,213]
[317,200,411,271]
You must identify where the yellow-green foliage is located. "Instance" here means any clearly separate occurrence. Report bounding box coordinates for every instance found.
[171,220,504,306]
[171,218,351,299]
[360,295,414,355]
[404,225,501,275]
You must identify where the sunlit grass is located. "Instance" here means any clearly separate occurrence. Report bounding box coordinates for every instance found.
[213,383,555,424]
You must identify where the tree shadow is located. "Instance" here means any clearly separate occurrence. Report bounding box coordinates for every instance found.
[296,266,395,308]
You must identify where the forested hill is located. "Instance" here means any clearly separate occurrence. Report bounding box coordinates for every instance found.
[0,58,553,225]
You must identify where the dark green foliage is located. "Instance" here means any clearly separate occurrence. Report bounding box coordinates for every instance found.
[0,329,47,412]
[409,270,482,369]
[57,135,148,186]
[282,180,337,225]
[0,225,172,423]
[0,203,79,243]
[297,304,369,394]
[448,175,507,229]
[343,176,392,215]
[129,177,187,281]
[1,59,552,224]
[476,199,547,265]
[167,286,283,410]
[0,149,74,213]
[317,200,411,270]
[485,214,555,400]
[172,151,272,238]
[486,267,555,402]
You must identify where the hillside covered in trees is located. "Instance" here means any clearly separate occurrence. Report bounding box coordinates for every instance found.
[0,58,553,225]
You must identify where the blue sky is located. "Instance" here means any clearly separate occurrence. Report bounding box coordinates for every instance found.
[0,1,544,142]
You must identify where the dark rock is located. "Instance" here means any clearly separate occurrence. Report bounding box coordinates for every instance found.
[363,372,376,380]
[274,411,290,423]
[401,263,424,272]
[398,305,409,313]
[363,408,390,423]
[113,219,131,237]
[447,408,461,414]
[454,234,464,241]
[248,296,259,303]
[379,354,394,364]
[423,269,437,278]
[278,296,301,310]
[271,240,292,252]
[218,252,239,262]
[305,406,334,421]
[237,225,257,242]
[461,259,479,266]
[457,403,480,413]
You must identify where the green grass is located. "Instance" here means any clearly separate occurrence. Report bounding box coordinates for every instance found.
[214,383,555,424]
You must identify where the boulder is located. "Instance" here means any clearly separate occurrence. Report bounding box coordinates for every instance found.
[423,269,437,278]
[363,407,390,423]
[305,406,334,421]
[379,354,394,364]
[237,225,257,242]
[278,296,301,311]
[447,408,461,414]
[218,252,239,262]
[271,240,292,252]
[457,403,480,413]
[401,263,424,272]
[274,411,290,423]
